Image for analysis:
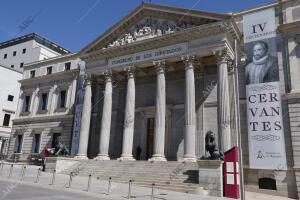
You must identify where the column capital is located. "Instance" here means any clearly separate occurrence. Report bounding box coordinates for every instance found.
[181,54,196,64]
[124,66,135,79]
[84,74,92,86]
[103,70,112,82]
[153,60,166,74]
[213,48,233,65]
[34,86,40,95]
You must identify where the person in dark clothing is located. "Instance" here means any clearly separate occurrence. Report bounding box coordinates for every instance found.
[136,145,142,160]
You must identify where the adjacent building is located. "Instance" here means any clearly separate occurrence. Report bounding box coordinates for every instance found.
[0,33,70,158]
[0,33,70,72]
[8,54,80,161]
[0,64,22,157]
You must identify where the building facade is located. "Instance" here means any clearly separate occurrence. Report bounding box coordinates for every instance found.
[8,0,300,198]
[0,33,70,158]
[0,65,22,158]
[8,54,80,161]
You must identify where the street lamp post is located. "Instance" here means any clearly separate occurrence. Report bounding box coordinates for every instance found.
[234,39,245,200]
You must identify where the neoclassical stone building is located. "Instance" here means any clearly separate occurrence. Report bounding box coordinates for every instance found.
[8,0,300,198]
[8,53,80,160]
[76,5,239,162]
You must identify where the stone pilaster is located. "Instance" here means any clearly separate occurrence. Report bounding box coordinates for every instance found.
[149,60,167,162]
[49,82,58,114]
[182,55,197,162]
[215,50,232,152]
[119,67,136,161]
[31,87,40,115]
[95,70,113,160]
[75,75,92,159]
[16,90,24,116]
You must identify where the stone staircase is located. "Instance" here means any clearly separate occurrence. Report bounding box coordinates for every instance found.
[61,160,201,193]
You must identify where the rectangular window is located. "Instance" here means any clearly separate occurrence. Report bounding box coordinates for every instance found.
[60,90,67,108]
[32,134,41,153]
[41,93,48,110]
[3,54,7,59]
[24,95,31,112]
[46,66,52,75]
[22,48,26,54]
[64,62,71,71]
[0,140,5,154]
[2,114,10,126]
[20,63,24,68]
[13,51,16,56]
[30,70,35,78]
[51,133,61,148]
[15,135,23,153]
[7,95,14,102]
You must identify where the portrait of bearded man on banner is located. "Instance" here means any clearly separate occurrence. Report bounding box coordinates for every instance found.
[245,40,279,85]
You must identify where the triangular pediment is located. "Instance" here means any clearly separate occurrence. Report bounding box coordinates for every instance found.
[80,3,231,54]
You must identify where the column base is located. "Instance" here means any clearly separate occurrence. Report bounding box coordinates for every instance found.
[182,157,197,162]
[74,154,88,160]
[148,154,167,162]
[180,155,197,162]
[118,155,136,161]
[94,154,110,161]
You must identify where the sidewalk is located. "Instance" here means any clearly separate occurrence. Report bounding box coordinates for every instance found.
[0,163,294,200]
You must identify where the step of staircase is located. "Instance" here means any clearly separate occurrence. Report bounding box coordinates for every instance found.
[61,160,200,193]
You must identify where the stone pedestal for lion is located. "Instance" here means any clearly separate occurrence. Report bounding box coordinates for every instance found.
[197,160,224,197]
[45,157,79,173]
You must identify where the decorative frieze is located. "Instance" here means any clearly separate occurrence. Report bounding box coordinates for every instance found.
[106,17,195,48]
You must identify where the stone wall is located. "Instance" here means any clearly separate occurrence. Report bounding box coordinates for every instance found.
[8,116,74,161]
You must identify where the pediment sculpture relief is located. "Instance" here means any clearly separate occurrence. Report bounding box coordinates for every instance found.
[105,17,195,48]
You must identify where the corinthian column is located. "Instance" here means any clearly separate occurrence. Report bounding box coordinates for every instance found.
[95,71,113,160]
[216,50,232,152]
[149,60,167,162]
[119,67,136,161]
[182,55,197,162]
[75,75,92,159]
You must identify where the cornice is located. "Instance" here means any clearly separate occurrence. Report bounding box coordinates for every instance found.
[19,69,79,85]
[277,21,300,34]
[13,114,74,124]
[232,0,294,17]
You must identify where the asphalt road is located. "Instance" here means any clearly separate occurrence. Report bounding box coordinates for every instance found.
[0,179,101,200]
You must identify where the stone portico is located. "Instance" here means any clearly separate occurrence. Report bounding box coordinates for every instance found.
[74,4,240,162]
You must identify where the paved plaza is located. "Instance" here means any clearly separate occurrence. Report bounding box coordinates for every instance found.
[0,163,292,200]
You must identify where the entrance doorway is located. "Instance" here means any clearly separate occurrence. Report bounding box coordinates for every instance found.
[146,118,155,160]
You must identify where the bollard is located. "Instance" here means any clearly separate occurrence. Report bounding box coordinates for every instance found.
[34,168,41,183]
[86,174,92,191]
[151,183,155,200]
[107,177,112,194]
[127,180,133,199]
[67,172,73,188]
[20,165,26,181]
[8,164,13,179]
[0,161,4,175]
[50,170,56,185]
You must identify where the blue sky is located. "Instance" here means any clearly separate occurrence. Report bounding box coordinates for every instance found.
[0,0,275,52]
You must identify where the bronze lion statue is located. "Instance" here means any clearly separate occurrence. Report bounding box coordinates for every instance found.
[202,131,223,160]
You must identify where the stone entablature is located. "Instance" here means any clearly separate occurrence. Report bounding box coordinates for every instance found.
[83,21,240,64]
